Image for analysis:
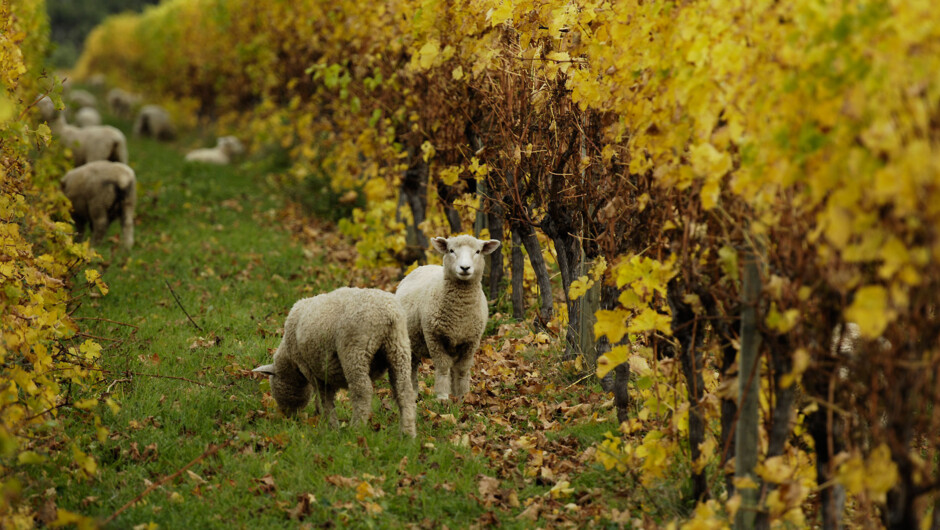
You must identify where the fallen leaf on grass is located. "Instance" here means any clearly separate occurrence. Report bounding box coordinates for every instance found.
[325,475,359,488]
[287,493,317,521]
[186,470,207,484]
[253,474,276,495]
[356,481,385,501]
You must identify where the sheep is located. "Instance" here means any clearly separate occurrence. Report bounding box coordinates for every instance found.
[252,287,417,437]
[184,136,245,165]
[107,88,140,118]
[75,107,102,128]
[395,235,501,400]
[60,161,136,249]
[53,113,128,166]
[67,89,97,109]
[36,95,56,123]
[133,104,175,140]
[87,73,106,90]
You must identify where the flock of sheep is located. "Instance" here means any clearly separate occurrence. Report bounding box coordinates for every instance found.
[38,79,503,439]
[35,80,244,250]
[254,235,501,437]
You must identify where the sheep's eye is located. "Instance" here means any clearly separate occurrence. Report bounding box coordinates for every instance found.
[449,249,454,254]
[475,250,480,255]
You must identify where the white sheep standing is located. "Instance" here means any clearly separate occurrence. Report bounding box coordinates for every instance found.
[53,113,128,166]
[36,95,56,123]
[75,107,102,128]
[60,161,137,249]
[107,88,141,118]
[184,136,245,165]
[68,89,97,109]
[253,287,417,437]
[395,235,501,400]
[133,104,176,140]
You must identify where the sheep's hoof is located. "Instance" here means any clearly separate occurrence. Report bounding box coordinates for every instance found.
[435,393,450,401]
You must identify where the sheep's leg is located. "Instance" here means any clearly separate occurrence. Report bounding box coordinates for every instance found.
[388,348,417,437]
[451,344,478,398]
[339,353,374,427]
[90,212,109,246]
[120,198,134,249]
[315,382,338,428]
[73,217,88,242]
[410,355,421,397]
[428,339,454,400]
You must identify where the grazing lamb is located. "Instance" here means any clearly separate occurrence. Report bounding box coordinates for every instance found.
[68,89,97,109]
[184,136,245,165]
[60,161,136,249]
[133,104,175,140]
[36,95,56,123]
[107,88,140,118]
[75,107,102,127]
[395,235,501,400]
[252,287,417,437]
[53,114,128,166]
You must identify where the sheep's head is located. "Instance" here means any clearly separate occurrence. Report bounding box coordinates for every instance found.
[432,235,501,282]
[217,136,245,157]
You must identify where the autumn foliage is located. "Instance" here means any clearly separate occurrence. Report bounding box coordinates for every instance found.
[2,1,108,526]
[75,0,940,526]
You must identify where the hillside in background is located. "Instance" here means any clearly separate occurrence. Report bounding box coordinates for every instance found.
[46,0,159,67]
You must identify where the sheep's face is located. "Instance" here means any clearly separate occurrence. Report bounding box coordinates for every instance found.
[432,235,501,282]
[218,136,245,157]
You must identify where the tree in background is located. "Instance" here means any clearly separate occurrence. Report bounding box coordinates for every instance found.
[46,0,159,67]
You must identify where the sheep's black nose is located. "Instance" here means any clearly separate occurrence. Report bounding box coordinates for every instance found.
[460,266,470,273]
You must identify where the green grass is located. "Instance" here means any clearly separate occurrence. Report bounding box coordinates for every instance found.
[32,106,645,528]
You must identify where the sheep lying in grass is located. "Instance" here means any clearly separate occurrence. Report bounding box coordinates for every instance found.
[133,104,175,140]
[253,287,417,437]
[107,88,140,118]
[53,114,128,166]
[184,136,244,165]
[60,161,136,249]
[75,107,102,127]
[395,235,501,400]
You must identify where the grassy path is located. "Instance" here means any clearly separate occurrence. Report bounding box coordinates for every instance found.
[48,120,634,528]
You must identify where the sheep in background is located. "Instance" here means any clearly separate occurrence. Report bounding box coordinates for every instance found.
[107,88,141,118]
[395,235,501,400]
[75,107,102,128]
[133,104,175,140]
[184,136,245,165]
[60,161,136,249]
[53,114,128,166]
[87,74,107,91]
[253,287,417,437]
[68,89,97,109]
[36,95,56,123]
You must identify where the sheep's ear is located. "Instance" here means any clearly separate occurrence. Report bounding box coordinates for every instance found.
[481,239,501,255]
[431,237,449,254]
[252,364,276,376]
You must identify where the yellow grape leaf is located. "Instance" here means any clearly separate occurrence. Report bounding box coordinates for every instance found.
[689,142,732,180]
[452,66,464,81]
[84,269,101,284]
[780,348,810,389]
[845,285,893,338]
[765,303,800,333]
[568,275,591,301]
[74,398,98,410]
[596,345,629,380]
[17,450,45,465]
[757,455,792,484]
[488,1,513,26]
[594,309,627,343]
[626,307,672,335]
[864,444,898,502]
[439,166,461,186]
[417,40,440,70]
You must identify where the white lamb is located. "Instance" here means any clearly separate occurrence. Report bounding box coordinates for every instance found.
[107,88,141,118]
[184,136,245,165]
[68,89,97,109]
[133,104,175,140]
[36,95,56,123]
[60,161,136,249]
[253,287,417,437]
[53,114,128,166]
[75,107,102,128]
[395,235,501,400]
